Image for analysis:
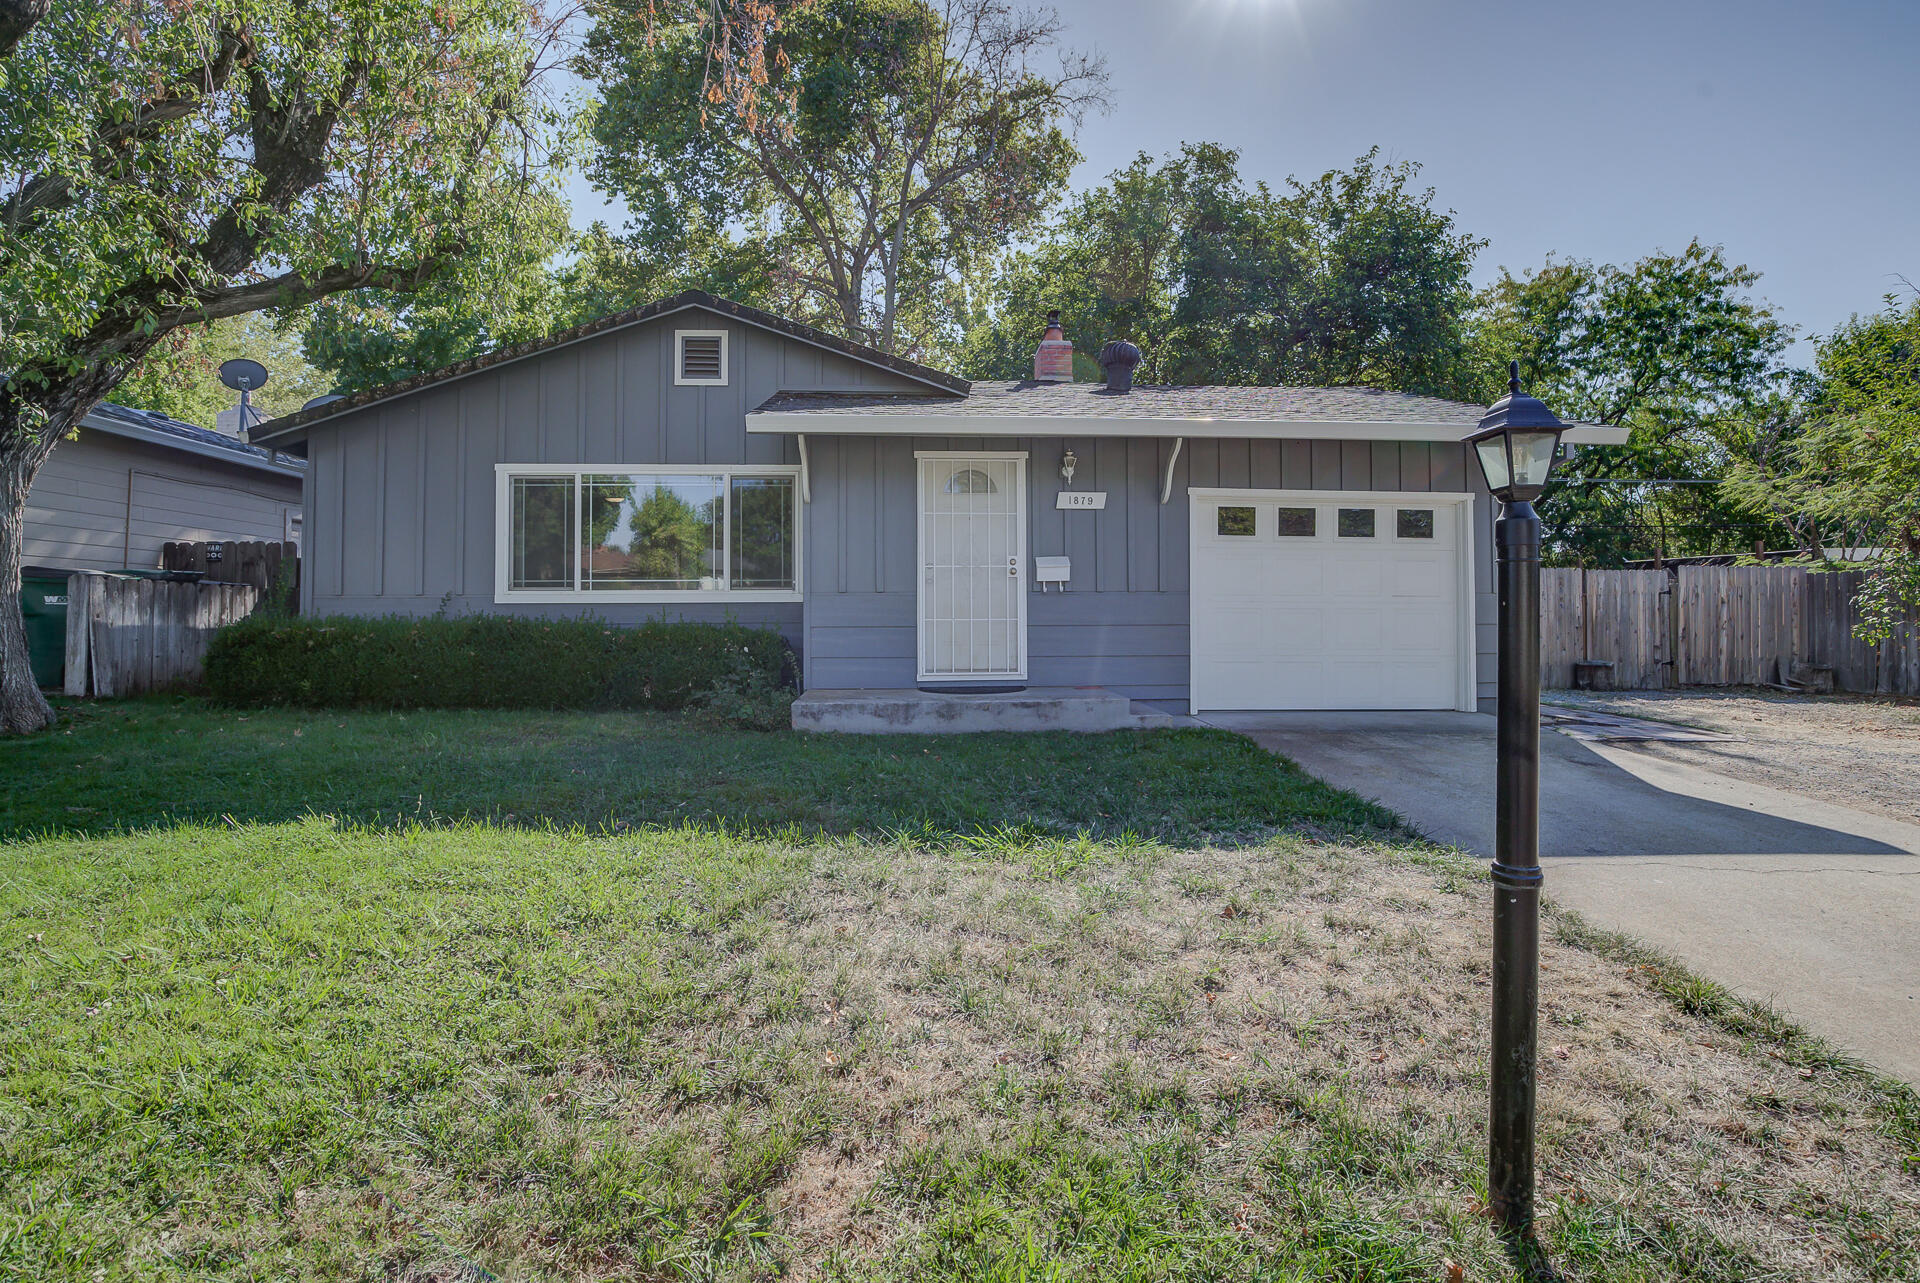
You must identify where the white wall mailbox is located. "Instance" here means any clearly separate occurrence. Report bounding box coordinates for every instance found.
[1034,556,1071,590]
[1056,491,1107,510]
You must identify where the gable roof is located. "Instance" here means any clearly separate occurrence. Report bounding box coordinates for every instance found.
[85,402,306,478]
[250,291,969,445]
[748,380,1630,444]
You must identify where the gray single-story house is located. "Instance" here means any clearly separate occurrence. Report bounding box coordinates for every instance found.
[252,293,1624,714]
[26,402,305,572]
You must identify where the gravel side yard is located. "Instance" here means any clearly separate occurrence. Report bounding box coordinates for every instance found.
[1545,689,1920,824]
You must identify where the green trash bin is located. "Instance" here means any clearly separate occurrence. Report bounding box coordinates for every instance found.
[20,566,72,690]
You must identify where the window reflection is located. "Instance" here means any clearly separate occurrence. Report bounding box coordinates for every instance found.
[581,474,723,591]
[730,476,796,589]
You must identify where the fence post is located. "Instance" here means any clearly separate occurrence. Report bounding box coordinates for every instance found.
[63,573,93,697]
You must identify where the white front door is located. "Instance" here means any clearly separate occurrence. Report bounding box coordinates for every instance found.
[1189,490,1474,711]
[917,452,1027,681]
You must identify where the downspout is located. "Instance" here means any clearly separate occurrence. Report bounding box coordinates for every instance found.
[796,433,810,503]
[1160,437,1184,505]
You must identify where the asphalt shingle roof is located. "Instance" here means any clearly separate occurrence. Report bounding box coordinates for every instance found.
[753,381,1490,425]
[91,402,299,468]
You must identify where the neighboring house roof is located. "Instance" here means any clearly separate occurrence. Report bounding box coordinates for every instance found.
[84,402,307,479]
[747,380,1630,445]
[250,290,971,445]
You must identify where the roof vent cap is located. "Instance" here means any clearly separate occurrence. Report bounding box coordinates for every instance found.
[1097,339,1142,393]
[1033,309,1073,383]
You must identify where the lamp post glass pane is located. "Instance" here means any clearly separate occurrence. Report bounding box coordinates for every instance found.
[1475,437,1512,495]
[1511,431,1561,489]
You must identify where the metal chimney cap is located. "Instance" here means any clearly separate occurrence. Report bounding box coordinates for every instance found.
[1097,340,1143,393]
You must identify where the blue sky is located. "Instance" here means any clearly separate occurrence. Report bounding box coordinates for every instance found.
[567,0,1918,364]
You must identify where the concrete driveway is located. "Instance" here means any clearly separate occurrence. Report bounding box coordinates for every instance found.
[1203,710,1920,1084]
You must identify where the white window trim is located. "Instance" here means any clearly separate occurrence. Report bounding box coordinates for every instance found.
[673,329,729,386]
[1186,488,1478,712]
[493,463,802,605]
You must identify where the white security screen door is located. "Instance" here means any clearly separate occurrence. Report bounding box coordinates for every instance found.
[1189,491,1472,711]
[917,452,1027,680]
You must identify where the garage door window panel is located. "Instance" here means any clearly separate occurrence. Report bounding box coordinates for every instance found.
[1337,508,1376,538]
[1217,506,1256,536]
[1275,507,1316,537]
[1397,508,1435,539]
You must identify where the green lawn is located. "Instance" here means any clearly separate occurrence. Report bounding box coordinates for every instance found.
[1,698,1384,844]
[2,700,1916,1281]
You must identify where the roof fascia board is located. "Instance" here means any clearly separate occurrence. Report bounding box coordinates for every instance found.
[253,297,965,446]
[83,413,306,477]
[745,411,1629,445]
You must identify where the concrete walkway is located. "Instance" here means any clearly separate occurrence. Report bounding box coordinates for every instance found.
[1203,710,1920,1084]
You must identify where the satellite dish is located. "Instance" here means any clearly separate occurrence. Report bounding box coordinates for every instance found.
[218,358,270,392]
[301,394,347,412]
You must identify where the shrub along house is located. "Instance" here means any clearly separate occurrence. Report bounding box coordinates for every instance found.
[250,293,1624,720]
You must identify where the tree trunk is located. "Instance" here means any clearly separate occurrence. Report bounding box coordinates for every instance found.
[2,366,131,734]
[0,0,49,57]
[0,445,55,733]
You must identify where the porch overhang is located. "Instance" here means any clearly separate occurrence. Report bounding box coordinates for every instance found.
[744,411,1630,446]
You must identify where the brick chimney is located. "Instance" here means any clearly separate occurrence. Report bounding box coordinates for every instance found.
[1033,309,1073,383]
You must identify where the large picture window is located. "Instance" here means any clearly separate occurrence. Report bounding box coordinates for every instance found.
[496,466,799,601]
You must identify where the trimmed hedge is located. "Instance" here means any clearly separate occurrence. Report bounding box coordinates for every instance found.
[204,614,792,711]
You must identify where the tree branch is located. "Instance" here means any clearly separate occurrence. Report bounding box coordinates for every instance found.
[0,0,48,58]
[1,22,253,231]
[155,253,460,328]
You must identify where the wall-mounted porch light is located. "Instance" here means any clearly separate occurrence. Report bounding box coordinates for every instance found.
[1061,448,1077,487]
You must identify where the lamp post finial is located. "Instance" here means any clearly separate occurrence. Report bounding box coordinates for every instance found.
[1508,359,1521,395]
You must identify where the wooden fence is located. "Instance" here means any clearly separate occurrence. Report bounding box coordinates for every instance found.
[63,573,260,697]
[162,539,299,609]
[1539,568,1671,689]
[1541,565,1920,696]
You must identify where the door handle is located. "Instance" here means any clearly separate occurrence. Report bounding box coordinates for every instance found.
[1008,556,1019,577]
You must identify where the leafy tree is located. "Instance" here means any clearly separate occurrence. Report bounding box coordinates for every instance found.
[112,313,331,427]
[961,145,1484,396]
[0,0,788,734]
[301,191,576,393]
[1726,297,1920,640]
[1467,242,1795,564]
[0,0,566,732]
[581,0,1107,360]
[961,146,1205,385]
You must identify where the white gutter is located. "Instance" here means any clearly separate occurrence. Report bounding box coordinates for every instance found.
[745,411,1630,446]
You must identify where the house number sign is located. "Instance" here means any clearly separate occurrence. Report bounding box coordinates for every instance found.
[1055,491,1108,510]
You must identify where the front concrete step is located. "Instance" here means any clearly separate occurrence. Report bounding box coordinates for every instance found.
[793,686,1139,734]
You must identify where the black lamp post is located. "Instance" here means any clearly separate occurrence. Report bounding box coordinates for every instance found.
[1468,360,1566,1237]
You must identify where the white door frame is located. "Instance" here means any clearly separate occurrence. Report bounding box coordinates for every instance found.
[1187,487,1478,712]
[915,450,1029,682]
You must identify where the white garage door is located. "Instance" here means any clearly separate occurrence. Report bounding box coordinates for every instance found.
[1190,491,1471,711]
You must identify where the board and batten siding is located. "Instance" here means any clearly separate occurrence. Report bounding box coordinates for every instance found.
[300,307,931,649]
[25,429,301,573]
[804,434,1498,712]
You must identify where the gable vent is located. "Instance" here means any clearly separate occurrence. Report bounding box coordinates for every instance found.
[677,331,726,384]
